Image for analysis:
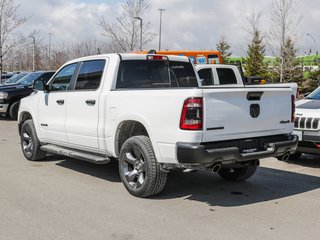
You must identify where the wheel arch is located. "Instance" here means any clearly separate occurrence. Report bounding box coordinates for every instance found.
[18,111,35,135]
[114,119,160,161]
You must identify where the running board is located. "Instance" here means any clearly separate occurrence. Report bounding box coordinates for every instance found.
[40,144,110,164]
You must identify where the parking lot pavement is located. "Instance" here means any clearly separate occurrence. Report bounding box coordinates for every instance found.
[1,117,320,240]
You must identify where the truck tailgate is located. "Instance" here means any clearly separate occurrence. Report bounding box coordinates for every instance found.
[202,87,294,142]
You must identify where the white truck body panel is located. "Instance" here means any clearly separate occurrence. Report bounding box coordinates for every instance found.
[202,87,293,142]
[18,54,296,165]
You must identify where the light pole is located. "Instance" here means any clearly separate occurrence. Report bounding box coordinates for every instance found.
[133,17,142,51]
[306,33,316,54]
[158,8,165,51]
[29,35,35,71]
[48,33,52,69]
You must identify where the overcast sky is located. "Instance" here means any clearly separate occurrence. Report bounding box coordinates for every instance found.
[17,0,320,56]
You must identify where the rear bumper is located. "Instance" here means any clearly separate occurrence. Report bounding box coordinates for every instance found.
[177,134,298,165]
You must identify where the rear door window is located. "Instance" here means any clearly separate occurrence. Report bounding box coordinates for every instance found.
[116,60,198,88]
[198,68,214,86]
[75,60,105,90]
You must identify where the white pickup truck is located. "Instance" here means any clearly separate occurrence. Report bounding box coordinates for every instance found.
[18,53,298,197]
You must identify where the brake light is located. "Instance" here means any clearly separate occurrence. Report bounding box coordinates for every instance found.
[180,98,203,130]
[291,95,295,122]
[146,55,168,61]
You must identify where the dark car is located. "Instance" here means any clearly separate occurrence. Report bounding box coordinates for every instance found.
[2,72,30,85]
[0,71,55,119]
[1,73,14,81]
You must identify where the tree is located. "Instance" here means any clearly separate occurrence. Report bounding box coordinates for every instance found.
[244,11,267,77]
[245,31,267,77]
[268,0,302,82]
[0,0,28,83]
[307,68,320,92]
[99,0,156,52]
[272,37,302,83]
[216,35,231,60]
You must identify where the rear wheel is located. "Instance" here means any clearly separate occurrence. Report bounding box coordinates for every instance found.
[9,101,20,120]
[119,136,167,197]
[20,119,46,161]
[218,160,259,181]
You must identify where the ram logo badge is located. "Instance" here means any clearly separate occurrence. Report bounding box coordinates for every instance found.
[250,104,260,118]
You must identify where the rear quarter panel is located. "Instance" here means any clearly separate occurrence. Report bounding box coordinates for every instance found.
[105,89,203,163]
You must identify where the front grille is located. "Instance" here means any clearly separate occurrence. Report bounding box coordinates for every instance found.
[294,116,320,130]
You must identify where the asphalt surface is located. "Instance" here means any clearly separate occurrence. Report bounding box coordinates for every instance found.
[1,116,320,240]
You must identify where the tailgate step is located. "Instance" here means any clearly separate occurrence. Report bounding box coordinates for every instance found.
[40,144,110,164]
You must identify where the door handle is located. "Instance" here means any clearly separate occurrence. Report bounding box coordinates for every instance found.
[56,99,64,105]
[86,99,96,106]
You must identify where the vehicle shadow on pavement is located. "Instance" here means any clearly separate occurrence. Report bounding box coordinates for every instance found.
[0,115,14,121]
[56,158,121,183]
[154,167,320,207]
[286,154,320,169]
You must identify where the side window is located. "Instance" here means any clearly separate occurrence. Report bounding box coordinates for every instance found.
[217,68,237,85]
[40,72,54,83]
[51,63,77,91]
[198,68,214,86]
[75,60,105,90]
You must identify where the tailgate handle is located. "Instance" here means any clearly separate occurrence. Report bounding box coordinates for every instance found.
[247,92,263,101]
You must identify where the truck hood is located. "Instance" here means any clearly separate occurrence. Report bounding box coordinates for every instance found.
[0,83,27,91]
[295,99,320,117]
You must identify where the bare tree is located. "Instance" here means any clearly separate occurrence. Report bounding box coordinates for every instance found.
[0,0,28,82]
[99,0,156,52]
[268,0,302,82]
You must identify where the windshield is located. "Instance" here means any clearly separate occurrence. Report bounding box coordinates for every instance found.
[305,87,320,100]
[17,72,43,86]
[4,73,28,84]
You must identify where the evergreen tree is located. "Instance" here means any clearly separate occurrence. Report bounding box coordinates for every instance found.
[274,37,303,83]
[244,30,267,77]
[216,35,232,60]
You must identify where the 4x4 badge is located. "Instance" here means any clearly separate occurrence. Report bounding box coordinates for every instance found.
[250,104,260,118]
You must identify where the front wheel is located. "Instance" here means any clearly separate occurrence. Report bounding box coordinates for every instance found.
[119,136,167,197]
[9,101,20,120]
[218,160,259,181]
[20,119,46,161]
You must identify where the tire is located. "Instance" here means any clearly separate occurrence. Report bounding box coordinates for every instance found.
[218,160,259,181]
[119,136,167,198]
[20,119,46,161]
[9,101,20,120]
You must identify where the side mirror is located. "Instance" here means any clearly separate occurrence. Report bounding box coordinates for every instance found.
[33,79,50,92]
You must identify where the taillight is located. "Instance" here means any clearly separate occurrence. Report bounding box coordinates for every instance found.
[291,95,295,122]
[180,98,203,130]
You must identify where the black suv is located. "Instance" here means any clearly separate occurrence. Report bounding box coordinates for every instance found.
[0,71,55,119]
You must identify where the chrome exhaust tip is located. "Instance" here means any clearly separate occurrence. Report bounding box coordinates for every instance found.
[281,153,290,162]
[212,163,222,173]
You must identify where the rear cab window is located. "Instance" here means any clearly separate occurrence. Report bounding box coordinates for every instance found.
[116,58,198,89]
